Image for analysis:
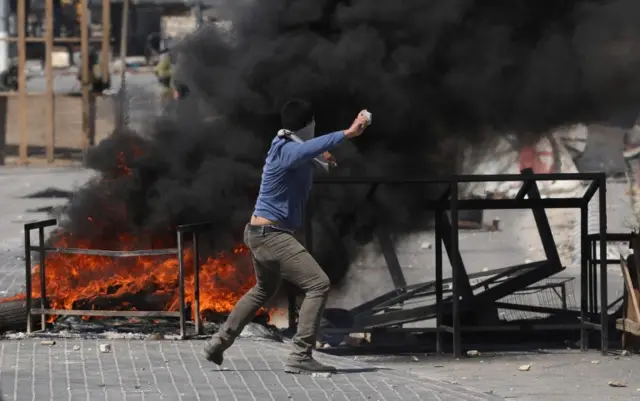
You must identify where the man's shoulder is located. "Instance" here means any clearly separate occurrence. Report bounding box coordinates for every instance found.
[265,138,289,167]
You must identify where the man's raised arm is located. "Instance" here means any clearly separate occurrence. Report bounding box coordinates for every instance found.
[279,110,371,168]
[280,131,346,168]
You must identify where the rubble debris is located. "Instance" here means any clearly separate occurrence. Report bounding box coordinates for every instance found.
[518,364,531,371]
[99,344,111,353]
[608,381,627,388]
[40,340,56,346]
[148,333,164,341]
[238,322,283,342]
[343,335,369,347]
[411,356,419,362]
[621,350,631,357]
[73,345,81,351]
[466,350,480,357]
[591,360,600,364]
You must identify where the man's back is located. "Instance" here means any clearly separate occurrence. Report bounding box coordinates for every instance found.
[254,137,314,230]
[253,131,346,230]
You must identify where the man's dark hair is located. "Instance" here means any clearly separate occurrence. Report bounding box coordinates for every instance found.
[281,99,314,131]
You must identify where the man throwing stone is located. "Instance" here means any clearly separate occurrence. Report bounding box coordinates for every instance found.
[203,99,370,373]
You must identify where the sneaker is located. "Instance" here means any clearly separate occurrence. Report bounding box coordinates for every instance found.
[202,340,224,365]
[284,357,337,374]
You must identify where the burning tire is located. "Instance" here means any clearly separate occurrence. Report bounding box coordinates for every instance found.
[0,298,41,333]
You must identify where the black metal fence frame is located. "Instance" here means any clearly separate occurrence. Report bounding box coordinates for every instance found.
[296,170,608,357]
[23,219,213,339]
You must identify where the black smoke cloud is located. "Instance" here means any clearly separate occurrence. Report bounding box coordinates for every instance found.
[64,0,640,285]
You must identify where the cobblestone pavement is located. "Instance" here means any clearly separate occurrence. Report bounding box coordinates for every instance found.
[0,339,502,401]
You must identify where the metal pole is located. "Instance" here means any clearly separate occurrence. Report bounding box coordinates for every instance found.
[0,0,8,165]
[598,177,608,354]
[114,0,129,130]
[101,0,110,85]
[44,0,54,162]
[590,240,598,315]
[193,232,201,335]
[580,201,588,351]
[80,0,90,149]
[24,227,32,333]
[17,0,27,164]
[435,210,443,354]
[177,230,186,339]
[38,228,46,329]
[450,180,461,358]
[119,0,129,86]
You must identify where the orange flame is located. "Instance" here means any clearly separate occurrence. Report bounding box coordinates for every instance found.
[0,145,270,324]
[4,235,260,323]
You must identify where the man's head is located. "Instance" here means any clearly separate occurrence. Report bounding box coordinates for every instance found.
[281,99,315,140]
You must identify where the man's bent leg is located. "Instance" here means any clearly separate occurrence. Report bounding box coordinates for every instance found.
[203,255,281,364]
[278,243,334,373]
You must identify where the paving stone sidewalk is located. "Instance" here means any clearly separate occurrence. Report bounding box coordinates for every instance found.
[0,338,502,401]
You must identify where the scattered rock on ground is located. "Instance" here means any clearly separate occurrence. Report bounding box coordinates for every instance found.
[239,322,283,342]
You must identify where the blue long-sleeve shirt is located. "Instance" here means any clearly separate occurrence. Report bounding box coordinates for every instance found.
[253,131,346,230]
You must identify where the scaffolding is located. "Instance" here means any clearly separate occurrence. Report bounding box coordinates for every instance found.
[0,0,113,164]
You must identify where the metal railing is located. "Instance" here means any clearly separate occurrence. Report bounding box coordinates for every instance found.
[24,219,213,339]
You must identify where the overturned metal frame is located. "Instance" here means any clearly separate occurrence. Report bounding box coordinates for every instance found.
[585,233,634,347]
[23,219,212,339]
[300,169,608,357]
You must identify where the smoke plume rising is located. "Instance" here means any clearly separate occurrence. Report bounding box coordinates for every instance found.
[65,0,640,285]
